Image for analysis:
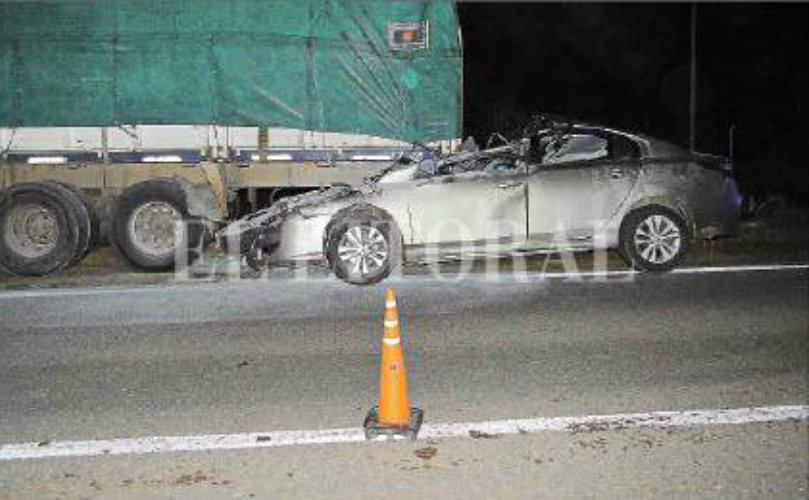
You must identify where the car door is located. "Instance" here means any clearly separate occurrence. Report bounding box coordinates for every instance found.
[406,158,527,256]
[526,131,640,248]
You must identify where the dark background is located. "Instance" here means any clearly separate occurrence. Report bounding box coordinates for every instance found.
[457,2,809,201]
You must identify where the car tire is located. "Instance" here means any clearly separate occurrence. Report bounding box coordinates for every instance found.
[0,182,84,276]
[245,247,271,272]
[619,205,689,272]
[111,179,205,271]
[325,205,402,285]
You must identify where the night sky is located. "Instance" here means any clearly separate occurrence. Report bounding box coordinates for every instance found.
[457,2,809,200]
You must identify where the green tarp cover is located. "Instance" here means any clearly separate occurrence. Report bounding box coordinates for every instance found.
[0,0,461,142]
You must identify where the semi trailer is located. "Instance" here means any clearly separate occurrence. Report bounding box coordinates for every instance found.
[0,0,462,276]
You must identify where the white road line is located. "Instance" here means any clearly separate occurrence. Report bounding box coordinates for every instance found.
[506,263,809,279]
[672,263,809,274]
[0,284,196,300]
[0,263,806,300]
[405,263,809,282]
[1,405,806,462]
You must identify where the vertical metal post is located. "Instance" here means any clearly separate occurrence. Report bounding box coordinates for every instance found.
[247,187,258,213]
[0,130,9,190]
[101,127,110,163]
[729,124,735,162]
[258,127,269,163]
[689,3,698,152]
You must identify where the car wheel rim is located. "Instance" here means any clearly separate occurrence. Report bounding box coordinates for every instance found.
[633,214,681,264]
[3,202,59,258]
[337,225,388,276]
[128,201,182,257]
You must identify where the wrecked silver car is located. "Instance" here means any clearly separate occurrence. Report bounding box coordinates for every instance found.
[221,118,741,284]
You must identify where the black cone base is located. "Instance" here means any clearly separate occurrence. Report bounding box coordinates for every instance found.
[363,406,424,441]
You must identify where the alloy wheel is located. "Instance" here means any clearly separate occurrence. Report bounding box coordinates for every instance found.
[633,214,682,264]
[337,225,389,276]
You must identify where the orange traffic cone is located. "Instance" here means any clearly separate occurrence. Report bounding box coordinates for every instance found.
[363,288,423,440]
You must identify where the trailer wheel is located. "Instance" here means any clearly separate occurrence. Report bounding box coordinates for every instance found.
[0,183,84,276]
[45,181,94,266]
[50,181,100,251]
[112,179,205,271]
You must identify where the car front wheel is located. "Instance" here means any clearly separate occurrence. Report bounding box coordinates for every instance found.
[325,207,400,285]
[619,206,689,272]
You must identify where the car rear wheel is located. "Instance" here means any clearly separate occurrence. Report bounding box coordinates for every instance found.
[619,206,688,272]
[325,207,401,285]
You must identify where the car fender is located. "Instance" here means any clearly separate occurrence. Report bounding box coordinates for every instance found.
[623,193,696,242]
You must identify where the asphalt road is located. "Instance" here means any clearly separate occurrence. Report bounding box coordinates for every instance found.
[0,268,807,499]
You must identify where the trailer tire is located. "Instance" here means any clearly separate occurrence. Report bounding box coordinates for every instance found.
[111,179,205,271]
[45,182,95,266]
[50,182,100,251]
[0,182,84,276]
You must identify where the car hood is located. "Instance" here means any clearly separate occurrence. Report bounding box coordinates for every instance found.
[219,184,368,240]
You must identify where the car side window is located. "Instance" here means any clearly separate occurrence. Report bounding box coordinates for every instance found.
[484,157,522,177]
[542,134,609,166]
[608,134,641,160]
